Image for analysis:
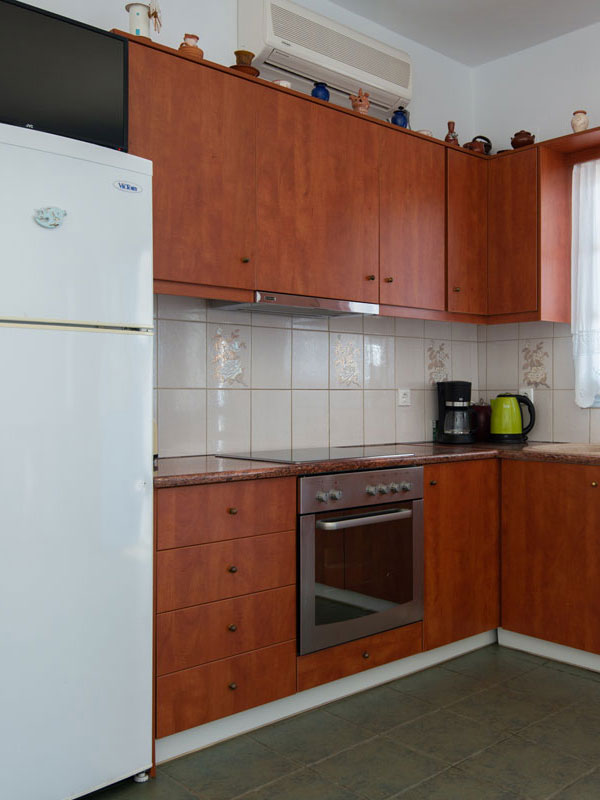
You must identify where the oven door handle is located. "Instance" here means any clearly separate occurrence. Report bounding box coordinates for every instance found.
[316,509,412,531]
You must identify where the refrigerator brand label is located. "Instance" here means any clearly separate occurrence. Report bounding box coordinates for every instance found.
[113,181,143,194]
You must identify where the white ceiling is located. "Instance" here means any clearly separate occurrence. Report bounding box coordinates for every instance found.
[328,0,600,65]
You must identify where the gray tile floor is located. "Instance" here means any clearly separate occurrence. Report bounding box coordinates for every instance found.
[86,645,600,800]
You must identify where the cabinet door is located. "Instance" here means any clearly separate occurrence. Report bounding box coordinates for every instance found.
[256,93,379,303]
[502,460,600,653]
[447,150,488,314]
[380,131,445,310]
[128,44,256,289]
[423,460,499,650]
[488,149,538,315]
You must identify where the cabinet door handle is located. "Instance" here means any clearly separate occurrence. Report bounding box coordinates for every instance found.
[228,507,238,515]
[228,624,238,632]
[228,682,238,691]
[362,651,370,659]
[228,565,238,574]
[241,257,251,263]
[430,480,437,486]
[592,482,598,488]
[366,274,376,281]
[384,277,394,283]
[452,286,461,292]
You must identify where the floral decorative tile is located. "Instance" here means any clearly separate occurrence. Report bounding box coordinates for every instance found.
[426,340,450,385]
[332,333,362,388]
[521,340,551,388]
[210,325,249,387]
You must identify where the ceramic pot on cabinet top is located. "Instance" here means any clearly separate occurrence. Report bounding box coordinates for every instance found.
[571,110,589,133]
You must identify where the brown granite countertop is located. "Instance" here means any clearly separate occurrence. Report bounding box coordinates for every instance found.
[153,442,600,488]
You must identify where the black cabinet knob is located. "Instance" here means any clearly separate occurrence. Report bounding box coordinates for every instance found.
[430,480,437,486]
[228,682,238,690]
[228,565,238,573]
[228,624,238,632]
[228,507,238,515]
[241,257,251,263]
[362,651,370,659]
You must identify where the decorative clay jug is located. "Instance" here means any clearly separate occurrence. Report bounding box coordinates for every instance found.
[391,107,409,128]
[571,110,589,133]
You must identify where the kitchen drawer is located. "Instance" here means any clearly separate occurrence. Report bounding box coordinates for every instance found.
[156,640,297,737]
[297,623,423,691]
[156,477,296,549]
[156,531,296,612]
[156,585,296,675]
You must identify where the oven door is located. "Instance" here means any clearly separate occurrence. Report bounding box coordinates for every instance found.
[299,500,424,655]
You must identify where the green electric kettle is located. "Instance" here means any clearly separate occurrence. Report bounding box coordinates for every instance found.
[490,393,536,442]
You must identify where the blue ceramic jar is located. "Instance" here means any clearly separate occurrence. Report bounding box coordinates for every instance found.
[311,82,330,102]
[391,106,409,128]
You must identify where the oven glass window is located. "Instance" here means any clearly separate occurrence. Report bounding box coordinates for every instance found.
[314,506,414,627]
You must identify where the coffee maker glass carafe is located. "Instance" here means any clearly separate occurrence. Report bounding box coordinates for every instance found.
[436,381,475,444]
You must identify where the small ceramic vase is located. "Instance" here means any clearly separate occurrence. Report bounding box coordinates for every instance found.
[311,82,330,101]
[350,88,370,115]
[571,110,589,133]
[445,121,459,145]
[125,3,150,38]
[511,130,535,148]
[234,50,255,66]
[178,33,204,60]
[391,106,410,128]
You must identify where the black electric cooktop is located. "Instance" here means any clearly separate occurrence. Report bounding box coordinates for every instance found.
[220,444,417,464]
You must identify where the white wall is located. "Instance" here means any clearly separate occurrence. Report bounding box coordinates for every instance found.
[472,22,600,150]
[29,0,474,140]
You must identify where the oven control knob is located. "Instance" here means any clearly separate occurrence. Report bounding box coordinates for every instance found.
[316,491,330,503]
[400,482,412,492]
[377,484,390,494]
[329,489,343,501]
[365,485,378,496]
[389,482,400,493]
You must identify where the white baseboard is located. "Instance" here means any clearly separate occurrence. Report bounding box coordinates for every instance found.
[155,630,497,764]
[498,628,600,673]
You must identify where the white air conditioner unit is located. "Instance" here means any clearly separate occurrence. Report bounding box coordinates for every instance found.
[238,0,412,112]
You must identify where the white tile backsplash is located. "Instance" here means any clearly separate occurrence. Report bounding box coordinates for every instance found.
[155,297,589,456]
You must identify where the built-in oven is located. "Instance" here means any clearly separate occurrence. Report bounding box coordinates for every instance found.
[298,467,424,655]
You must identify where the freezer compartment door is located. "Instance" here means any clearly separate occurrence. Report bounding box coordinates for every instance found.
[0,138,152,327]
[0,325,153,800]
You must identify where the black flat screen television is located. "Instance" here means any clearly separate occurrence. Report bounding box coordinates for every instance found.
[0,0,128,150]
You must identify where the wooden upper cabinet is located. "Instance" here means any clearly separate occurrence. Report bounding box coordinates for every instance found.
[255,92,379,303]
[423,460,499,651]
[502,460,600,654]
[379,130,446,311]
[447,150,488,314]
[487,149,538,315]
[128,43,256,290]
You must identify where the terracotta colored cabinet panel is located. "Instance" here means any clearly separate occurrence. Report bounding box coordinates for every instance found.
[487,149,538,315]
[255,92,379,303]
[423,460,499,650]
[380,130,446,311]
[156,477,296,549]
[128,44,256,290]
[157,641,296,738]
[297,623,422,691]
[156,586,296,675]
[447,150,488,314]
[156,531,296,612]
[502,460,600,654]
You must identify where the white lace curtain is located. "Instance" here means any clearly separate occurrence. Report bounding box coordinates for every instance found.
[572,159,600,407]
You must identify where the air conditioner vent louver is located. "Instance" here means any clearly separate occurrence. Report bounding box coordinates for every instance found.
[271,3,411,90]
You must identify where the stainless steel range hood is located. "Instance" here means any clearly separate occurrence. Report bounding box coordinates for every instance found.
[210,291,379,318]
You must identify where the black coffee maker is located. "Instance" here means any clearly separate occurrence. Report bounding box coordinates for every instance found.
[436,381,475,444]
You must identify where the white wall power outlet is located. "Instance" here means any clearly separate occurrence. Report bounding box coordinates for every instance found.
[519,387,534,403]
[397,389,411,406]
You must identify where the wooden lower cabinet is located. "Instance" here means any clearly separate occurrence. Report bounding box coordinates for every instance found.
[297,623,423,691]
[423,460,500,650]
[156,586,296,675]
[157,641,297,738]
[156,530,296,612]
[502,460,600,653]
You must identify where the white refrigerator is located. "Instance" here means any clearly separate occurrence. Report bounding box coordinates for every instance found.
[0,123,154,800]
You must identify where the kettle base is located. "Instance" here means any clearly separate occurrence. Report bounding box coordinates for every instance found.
[489,433,528,443]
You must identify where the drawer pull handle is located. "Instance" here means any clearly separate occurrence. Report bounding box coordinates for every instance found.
[593,482,598,488]
[241,257,251,263]
[228,624,238,632]
[228,682,238,691]
[384,277,394,283]
[430,480,437,486]
[452,286,461,292]
[228,507,238,515]
[362,651,370,659]
[366,274,376,281]
[228,565,238,574]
